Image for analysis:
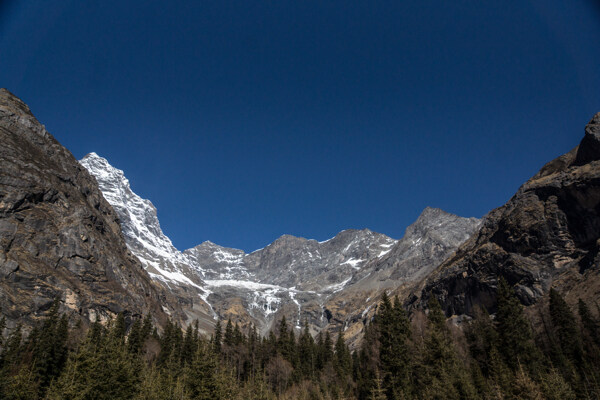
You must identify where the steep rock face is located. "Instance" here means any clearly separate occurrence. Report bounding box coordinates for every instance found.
[0,89,179,329]
[412,113,600,317]
[79,153,214,331]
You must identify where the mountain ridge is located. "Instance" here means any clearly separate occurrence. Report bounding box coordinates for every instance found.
[80,151,481,337]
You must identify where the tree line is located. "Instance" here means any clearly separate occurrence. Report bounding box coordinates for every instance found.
[0,277,598,399]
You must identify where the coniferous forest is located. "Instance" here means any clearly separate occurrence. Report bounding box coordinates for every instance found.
[1,279,599,400]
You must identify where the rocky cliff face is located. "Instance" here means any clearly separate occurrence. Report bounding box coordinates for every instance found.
[411,113,600,317]
[79,153,215,332]
[0,89,182,330]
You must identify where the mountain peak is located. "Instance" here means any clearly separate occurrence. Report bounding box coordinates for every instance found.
[0,88,33,117]
[80,153,182,263]
[418,206,451,218]
[80,152,130,189]
[574,112,600,166]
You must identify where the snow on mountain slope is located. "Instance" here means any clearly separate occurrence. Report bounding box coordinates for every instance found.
[79,153,397,329]
[80,153,205,287]
[79,153,216,329]
[80,152,481,338]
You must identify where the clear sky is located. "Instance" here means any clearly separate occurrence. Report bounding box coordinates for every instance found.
[1,1,599,252]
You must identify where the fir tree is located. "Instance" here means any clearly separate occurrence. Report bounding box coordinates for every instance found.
[298,320,316,379]
[416,296,477,400]
[28,300,69,396]
[181,323,196,365]
[185,341,221,400]
[0,316,6,347]
[127,318,143,354]
[466,306,499,377]
[113,312,127,341]
[369,370,387,400]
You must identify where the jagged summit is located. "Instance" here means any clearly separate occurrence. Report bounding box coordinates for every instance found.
[417,206,452,220]
[574,112,600,166]
[80,152,181,265]
[406,207,481,244]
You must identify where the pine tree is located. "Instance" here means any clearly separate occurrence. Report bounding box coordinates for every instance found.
[224,319,234,347]
[0,325,23,398]
[181,323,197,365]
[334,331,351,377]
[495,277,540,372]
[578,298,599,346]
[113,312,127,341]
[549,288,583,363]
[416,296,477,400]
[136,365,189,400]
[27,299,69,396]
[48,319,142,400]
[185,341,221,400]
[0,316,5,347]
[298,320,316,379]
[466,306,499,377]
[540,368,576,400]
[512,364,544,400]
[128,318,143,354]
[322,330,333,365]
[369,370,387,400]
[213,319,223,354]
[4,365,38,400]
[277,316,296,364]
[378,294,411,396]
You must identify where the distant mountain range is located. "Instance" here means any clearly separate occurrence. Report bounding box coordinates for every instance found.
[81,152,480,338]
[1,87,598,350]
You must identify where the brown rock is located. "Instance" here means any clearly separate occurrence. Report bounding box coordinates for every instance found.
[411,112,600,317]
[0,89,184,330]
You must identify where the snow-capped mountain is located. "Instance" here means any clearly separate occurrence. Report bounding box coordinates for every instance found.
[80,153,215,329]
[80,153,481,337]
[80,153,205,289]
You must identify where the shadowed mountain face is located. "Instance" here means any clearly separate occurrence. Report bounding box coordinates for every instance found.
[412,113,600,318]
[0,89,181,330]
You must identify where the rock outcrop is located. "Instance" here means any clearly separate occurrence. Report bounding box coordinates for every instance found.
[412,112,600,317]
[0,89,182,330]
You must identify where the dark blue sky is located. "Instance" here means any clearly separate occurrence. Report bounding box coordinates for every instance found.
[1,1,599,252]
